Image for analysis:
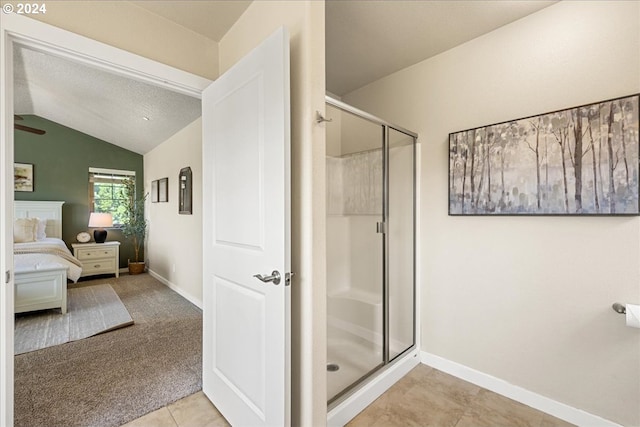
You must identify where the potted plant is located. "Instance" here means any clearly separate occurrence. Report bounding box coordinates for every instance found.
[121,177,148,274]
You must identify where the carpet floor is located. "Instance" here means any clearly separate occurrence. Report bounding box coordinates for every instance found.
[14,273,203,427]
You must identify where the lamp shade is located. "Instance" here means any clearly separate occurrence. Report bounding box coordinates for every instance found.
[88,212,113,228]
[88,213,112,243]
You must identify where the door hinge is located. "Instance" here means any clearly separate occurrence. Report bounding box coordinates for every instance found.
[5,270,10,284]
[376,222,387,234]
[285,272,295,287]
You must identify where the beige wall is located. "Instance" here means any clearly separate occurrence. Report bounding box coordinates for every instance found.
[219,2,327,425]
[5,0,219,80]
[144,118,203,306]
[344,1,640,425]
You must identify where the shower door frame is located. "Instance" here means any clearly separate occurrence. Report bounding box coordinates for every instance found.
[325,96,418,408]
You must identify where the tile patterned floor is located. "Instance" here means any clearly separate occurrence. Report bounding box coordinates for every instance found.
[121,392,229,427]
[346,365,574,427]
[122,365,574,427]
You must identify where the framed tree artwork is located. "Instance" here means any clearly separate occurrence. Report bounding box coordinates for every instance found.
[448,94,639,215]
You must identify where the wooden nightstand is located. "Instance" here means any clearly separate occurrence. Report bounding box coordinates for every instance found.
[72,241,120,278]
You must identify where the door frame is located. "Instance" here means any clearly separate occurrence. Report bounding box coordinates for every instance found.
[0,13,212,426]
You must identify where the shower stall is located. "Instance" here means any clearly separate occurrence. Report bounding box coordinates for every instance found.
[325,96,417,409]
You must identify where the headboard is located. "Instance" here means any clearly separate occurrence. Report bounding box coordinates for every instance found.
[14,201,65,239]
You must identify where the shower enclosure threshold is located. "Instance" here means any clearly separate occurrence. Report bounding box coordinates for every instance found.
[327,348,420,426]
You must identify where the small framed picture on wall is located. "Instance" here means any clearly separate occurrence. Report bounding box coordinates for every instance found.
[151,180,159,203]
[14,163,34,192]
[179,167,192,215]
[158,177,168,202]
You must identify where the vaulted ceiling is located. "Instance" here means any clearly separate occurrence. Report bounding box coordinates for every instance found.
[13,0,556,154]
[326,0,556,95]
[13,45,202,155]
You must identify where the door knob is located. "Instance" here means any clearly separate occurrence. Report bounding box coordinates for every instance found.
[253,270,281,285]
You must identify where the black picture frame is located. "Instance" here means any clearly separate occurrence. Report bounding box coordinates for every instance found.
[448,94,640,216]
[179,167,192,215]
[158,177,168,203]
[151,180,159,203]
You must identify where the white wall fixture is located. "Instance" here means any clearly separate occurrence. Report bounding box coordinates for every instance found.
[613,303,640,328]
[626,304,640,328]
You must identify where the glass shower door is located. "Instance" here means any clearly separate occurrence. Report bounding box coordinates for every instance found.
[387,127,416,361]
[326,104,384,403]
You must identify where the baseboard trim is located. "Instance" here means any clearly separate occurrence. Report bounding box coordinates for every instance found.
[147,269,203,309]
[420,351,621,427]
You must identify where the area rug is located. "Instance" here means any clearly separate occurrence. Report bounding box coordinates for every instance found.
[14,283,134,355]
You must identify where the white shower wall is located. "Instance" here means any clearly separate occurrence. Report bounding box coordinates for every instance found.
[327,150,383,298]
[327,144,414,350]
[327,150,384,340]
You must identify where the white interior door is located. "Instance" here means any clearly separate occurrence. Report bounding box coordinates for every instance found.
[202,27,291,427]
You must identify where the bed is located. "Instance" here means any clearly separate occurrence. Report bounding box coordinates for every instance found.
[13,201,83,314]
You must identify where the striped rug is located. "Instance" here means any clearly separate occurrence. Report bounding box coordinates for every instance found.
[14,283,133,354]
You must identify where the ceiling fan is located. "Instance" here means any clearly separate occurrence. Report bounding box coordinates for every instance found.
[14,115,46,135]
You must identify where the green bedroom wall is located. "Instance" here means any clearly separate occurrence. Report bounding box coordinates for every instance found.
[14,115,144,269]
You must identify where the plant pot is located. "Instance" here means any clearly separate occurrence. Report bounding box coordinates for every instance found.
[128,261,145,275]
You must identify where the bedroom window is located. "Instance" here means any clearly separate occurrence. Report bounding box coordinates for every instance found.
[89,168,136,226]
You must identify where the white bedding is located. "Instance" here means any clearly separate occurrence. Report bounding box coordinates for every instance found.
[14,237,82,282]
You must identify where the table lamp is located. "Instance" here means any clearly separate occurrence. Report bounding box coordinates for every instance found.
[88,212,113,243]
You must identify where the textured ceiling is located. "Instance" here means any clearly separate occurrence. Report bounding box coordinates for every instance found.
[13,46,202,155]
[326,0,557,95]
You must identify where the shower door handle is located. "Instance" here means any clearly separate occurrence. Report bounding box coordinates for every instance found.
[253,270,281,285]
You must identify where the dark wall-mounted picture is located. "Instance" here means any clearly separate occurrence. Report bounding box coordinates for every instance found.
[14,163,34,192]
[449,94,639,215]
[158,177,168,203]
[151,180,159,203]
[179,167,192,215]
